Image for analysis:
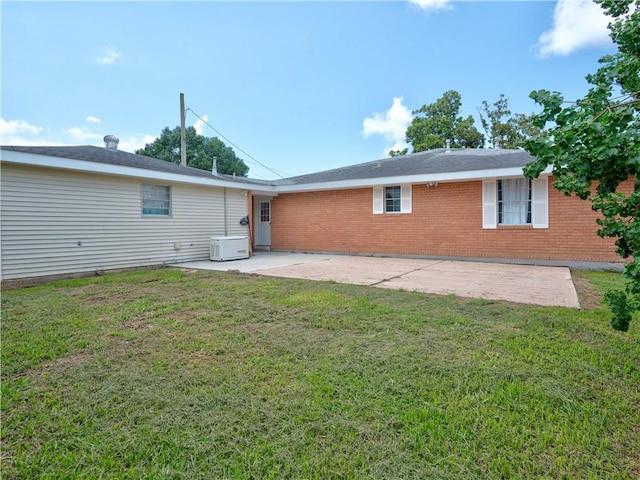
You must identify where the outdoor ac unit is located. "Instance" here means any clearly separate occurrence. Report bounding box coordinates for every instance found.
[210,236,250,262]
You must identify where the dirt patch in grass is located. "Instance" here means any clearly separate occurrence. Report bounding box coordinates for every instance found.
[83,291,136,306]
[122,318,155,330]
[41,352,95,376]
[572,274,604,310]
[9,352,95,381]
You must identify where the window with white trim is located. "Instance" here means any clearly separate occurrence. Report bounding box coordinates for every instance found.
[373,185,412,214]
[498,178,531,225]
[482,177,548,229]
[142,184,171,216]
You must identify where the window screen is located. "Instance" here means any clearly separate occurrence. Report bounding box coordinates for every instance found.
[142,184,171,216]
[385,186,401,213]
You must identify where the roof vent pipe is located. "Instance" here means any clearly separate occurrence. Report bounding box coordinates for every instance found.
[445,139,451,152]
[211,156,218,175]
[494,137,501,149]
[103,135,120,150]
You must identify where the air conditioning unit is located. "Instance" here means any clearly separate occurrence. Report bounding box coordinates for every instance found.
[210,236,250,262]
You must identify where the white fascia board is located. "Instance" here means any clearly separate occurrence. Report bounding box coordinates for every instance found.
[1,149,254,190]
[272,165,554,193]
[250,189,279,197]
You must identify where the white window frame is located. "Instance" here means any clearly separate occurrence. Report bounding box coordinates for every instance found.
[373,184,411,214]
[483,177,548,229]
[142,183,172,217]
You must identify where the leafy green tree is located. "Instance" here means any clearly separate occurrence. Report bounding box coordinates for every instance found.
[388,148,408,157]
[524,0,640,331]
[406,90,484,152]
[479,94,540,148]
[136,126,249,177]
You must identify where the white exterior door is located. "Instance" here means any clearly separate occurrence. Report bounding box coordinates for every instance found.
[254,199,271,247]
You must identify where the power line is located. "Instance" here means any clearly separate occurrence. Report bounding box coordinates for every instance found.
[185,107,286,179]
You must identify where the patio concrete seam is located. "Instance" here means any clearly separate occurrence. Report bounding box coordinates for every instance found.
[367,260,448,287]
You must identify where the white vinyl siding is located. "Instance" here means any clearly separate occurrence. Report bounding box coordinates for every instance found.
[0,164,249,280]
[482,177,549,229]
[225,188,249,235]
[373,184,411,214]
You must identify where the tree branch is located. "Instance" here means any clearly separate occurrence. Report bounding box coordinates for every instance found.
[593,96,640,120]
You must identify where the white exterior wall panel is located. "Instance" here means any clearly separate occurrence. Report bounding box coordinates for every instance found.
[224,189,250,237]
[1,164,249,280]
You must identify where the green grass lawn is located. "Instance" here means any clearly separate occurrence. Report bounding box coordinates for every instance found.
[2,268,639,479]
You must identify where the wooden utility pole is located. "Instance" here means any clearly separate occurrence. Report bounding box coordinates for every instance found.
[180,92,187,166]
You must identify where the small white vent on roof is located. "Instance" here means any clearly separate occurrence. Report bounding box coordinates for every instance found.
[103,135,120,150]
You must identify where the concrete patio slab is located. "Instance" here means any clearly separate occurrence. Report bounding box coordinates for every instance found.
[175,252,580,308]
[256,256,445,286]
[376,260,579,307]
[176,252,335,273]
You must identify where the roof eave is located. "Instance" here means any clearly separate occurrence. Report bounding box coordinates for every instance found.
[1,148,551,194]
[0,149,257,190]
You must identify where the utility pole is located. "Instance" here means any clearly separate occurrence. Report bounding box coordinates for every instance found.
[179,92,187,166]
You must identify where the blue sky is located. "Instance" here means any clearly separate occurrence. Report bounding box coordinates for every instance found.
[1,1,616,178]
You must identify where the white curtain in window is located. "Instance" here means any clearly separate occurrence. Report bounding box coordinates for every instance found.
[501,179,529,224]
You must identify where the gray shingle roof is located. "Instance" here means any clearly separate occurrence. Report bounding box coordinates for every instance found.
[273,148,535,185]
[2,145,535,188]
[0,145,258,185]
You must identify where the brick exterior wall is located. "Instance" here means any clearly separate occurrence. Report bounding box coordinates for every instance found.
[269,177,633,263]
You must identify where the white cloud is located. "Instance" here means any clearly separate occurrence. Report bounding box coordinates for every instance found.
[65,128,153,152]
[118,135,156,153]
[535,0,612,57]
[387,141,408,154]
[0,118,46,145]
[86,115,101,124]
[193,115,208,135]
[409,0,452,12]
[96,47,122,65]
[362,97,413,157]
[362,97,413,156]
[66,126,103,144]
[0,117,153,152]
[0,118,42,137]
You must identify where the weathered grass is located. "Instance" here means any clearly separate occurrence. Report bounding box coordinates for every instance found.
[2,268,639,479]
